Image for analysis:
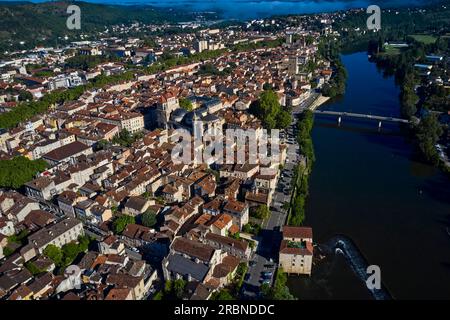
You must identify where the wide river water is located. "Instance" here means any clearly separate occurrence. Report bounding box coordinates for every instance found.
[287,52,450,299]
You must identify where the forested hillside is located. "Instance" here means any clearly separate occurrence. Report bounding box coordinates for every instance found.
[0,1,211,51]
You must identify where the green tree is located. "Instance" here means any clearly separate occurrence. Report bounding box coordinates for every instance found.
[8,229,29,245]
[77,235,91,252]
[211,289,235,300]
[173,279,187,299]
[141,209,157,228]
[95,139,109,151]
[289,194,306,226]
[242,222,261,235]
[164,280,172,294]
[62,242,81,265]
[271,269,296,300]
[416,114,443,165]
[0,157,47,189]
[250,90,281,129]
[18,91,33,101]
[263,83,273,91]
[43,244,63,266]
[25,261,46,276]
[252,204,270,220]
[242,224,252,234]
[112,129,134,147]
[153,291,163,300]
[305,35,314,46]
[261,268,296,300]
[296,110,315,165]
[400,72,418,118]
[179,97,193,111]
[3,247,14,257]
[113,215,135,234]
[276,110,292,129]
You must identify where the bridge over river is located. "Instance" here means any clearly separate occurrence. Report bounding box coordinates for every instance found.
[313,110,410,126]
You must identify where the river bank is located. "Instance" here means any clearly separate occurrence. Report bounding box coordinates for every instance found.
[287,52,450,299]
[309,95,330,111]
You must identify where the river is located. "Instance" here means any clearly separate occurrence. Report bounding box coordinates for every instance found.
[287,52,450,300]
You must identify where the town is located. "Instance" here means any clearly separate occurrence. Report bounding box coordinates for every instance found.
[0,2,449,301]
[0,11,337,300]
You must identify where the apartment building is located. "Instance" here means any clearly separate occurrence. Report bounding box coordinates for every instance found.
[279,226,313,275]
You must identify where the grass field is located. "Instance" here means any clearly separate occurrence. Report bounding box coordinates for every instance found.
[408,34,437,44]
[382,45,402,56]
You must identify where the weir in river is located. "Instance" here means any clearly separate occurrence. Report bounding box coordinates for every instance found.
[321,235,393,300]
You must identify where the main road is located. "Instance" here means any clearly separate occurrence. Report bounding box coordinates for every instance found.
[241,92,320,298]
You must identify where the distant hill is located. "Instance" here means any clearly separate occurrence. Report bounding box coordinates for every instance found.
[0,1,211,51]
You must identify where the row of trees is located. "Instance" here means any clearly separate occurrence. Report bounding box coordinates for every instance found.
[65,54,118,71]
[372,39,447,167]
[230,38,284,53]
[0,156,47,189]
[297,110,315,166]
[416,114,444,166]
[197,63,233,76]
[0,52,147,130]
[289,110,315,226]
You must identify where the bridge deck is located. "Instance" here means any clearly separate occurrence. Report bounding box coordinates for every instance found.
[313,110,409,123]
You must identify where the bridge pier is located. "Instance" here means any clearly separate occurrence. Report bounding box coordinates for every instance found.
[337,116,341,126]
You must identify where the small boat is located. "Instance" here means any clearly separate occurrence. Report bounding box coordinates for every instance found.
[446,227,450,237]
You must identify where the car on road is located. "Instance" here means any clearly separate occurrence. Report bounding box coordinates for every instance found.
[249,260,257,267]
[261,271,273,278]
[261,279,271,285]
